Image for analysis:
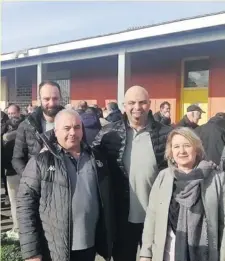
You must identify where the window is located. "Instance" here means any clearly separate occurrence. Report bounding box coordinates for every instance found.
[184,59,209,88]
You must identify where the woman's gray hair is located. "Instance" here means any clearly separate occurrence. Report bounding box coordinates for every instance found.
[165,127,205,166]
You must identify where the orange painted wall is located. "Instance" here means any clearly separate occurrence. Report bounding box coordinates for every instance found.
[208,56,225,116]
[130,62,181,123]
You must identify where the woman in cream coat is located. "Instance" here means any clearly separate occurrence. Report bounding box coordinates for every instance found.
[140,127,225,261]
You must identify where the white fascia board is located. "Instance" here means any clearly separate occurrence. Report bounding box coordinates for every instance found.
[1,13,225,62]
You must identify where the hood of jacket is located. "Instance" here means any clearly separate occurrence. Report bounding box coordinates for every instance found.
[105,110,122,123]
[80,112,100,129]
[208,116,225,130]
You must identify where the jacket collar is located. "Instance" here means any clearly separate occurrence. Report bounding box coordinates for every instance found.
[26,105,64,134]
[123,110,157,131]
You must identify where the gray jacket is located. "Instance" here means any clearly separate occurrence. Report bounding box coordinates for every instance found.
[221,146,225,171]
[140,161,225,261]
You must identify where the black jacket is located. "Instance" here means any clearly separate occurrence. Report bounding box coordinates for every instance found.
[92,111,172,223]
[153,111,171,126]
[2,116,25,174]
[1,111,9,174]
[176,115,199,129]
[195,116,225,165]
[17,140,114,261]
[12,106,63,175]
[1,111,9,134]
[221,146,225,171]
[105,110,122,123]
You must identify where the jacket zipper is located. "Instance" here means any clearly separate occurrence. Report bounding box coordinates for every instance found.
[67,155,80,261]
[91,154,109,256]
[62,159,72,261]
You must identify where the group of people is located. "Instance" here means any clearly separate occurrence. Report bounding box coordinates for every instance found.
[1,80,225,261]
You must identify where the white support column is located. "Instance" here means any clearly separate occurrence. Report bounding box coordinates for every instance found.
[117,52,131,110]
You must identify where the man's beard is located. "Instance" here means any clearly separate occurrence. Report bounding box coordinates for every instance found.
[41,105,61,117]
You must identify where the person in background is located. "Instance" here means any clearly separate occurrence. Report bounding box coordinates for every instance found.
[177,104,205,129]
[99,108,110,127]
[17,109,114,261]
[2,104,25,240]
[195,112,225,166]
[65,103,76,110]
[76,100,88,115]
[80,107,101,145]
[105,102,122,123]
[93,85,172,261]
[91,104,103,119]
[12,80,64,176]
[27,104,34,114]
[154,101,171,126]
[1,110,10,206]
[140,127,225,261]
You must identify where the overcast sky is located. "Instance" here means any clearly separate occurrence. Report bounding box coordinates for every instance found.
[2,1,225,53]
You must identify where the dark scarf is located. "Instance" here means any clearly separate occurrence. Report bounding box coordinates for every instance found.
[168,164,209,261]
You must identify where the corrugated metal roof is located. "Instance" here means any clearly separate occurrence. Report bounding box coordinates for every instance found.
[2,10,225,55]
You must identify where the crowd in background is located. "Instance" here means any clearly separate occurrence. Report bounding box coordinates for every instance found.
[1,80,225,261]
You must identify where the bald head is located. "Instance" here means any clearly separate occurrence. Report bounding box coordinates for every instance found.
[124,86,150,128]
[124,85,149,102]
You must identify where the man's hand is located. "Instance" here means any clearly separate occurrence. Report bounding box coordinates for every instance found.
[209,160,220,170]
[26,255,42,261]
[164,111,170,118]
[140,258,151,261]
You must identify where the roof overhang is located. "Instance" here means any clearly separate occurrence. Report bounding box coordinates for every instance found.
[1,12,225,70]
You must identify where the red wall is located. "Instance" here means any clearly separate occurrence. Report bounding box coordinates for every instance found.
[70,59,181,123]
[71,75,117,108]
[70,57,118,107]
[130,62,181,122]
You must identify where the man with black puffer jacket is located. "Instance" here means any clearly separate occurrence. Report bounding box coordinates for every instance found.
[2,104,25,240]
[92,85,172,261]
[17,109,114,261]
[12,80,64,176]
[195,112,225,166]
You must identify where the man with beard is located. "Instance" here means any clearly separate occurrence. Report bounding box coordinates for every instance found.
[2,104,25,239]
[12,81,63,176]
[93,85,172,261]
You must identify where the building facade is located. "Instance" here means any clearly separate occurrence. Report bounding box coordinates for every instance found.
[1,12,225,124]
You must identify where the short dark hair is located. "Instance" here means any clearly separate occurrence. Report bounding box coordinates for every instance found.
[215,112,225,119]
[160,101,171,109]
[107,102,119,111]
[39,80,61,96]
[78,100,88,111]
[8,103,20,112]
